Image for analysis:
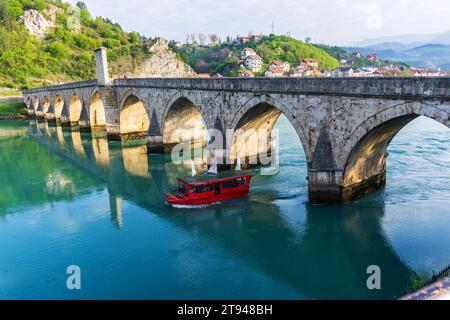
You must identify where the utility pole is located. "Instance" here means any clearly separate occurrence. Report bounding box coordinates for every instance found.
[271,22,275,35]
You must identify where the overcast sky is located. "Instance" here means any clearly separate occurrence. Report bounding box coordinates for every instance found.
[69,0,450,45]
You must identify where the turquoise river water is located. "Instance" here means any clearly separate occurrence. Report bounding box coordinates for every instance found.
[0,116,449,299]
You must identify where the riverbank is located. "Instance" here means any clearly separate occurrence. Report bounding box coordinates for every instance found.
[0,100,28,120]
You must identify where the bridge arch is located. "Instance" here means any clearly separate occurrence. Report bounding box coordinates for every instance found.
[229,95,310,164]
[119,91,150,139]
[340,101,450,200]
[25,96,32,110]
[162,95,208,149]
[33,96,40,111]
[42,96,50,114]
[68,93,83,124]
[89,91,106,132]
[53,95,65,118]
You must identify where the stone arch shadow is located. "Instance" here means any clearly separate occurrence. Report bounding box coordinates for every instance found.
[118,89,151,141]
[89,89,107,134]
[229,95,311,167]
[161,92,211,152]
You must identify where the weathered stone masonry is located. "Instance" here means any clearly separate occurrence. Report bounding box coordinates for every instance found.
[23,54,450,203]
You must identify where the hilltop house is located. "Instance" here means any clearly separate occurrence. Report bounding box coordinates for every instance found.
[302,58,319,69]
[245,54,263,72]
[239,69,255,77]
[320,70,331,77]
[288,69,302,78]
[332,67,354,77]
[367,53,378,62]
[410,67,443,77]
[241,47,256,58]
[265,67,285,78]
[268,61,290,73]
[352,51,362,58]
[250,34,263,42]
[354,67,377,77]
[236,36,249,45]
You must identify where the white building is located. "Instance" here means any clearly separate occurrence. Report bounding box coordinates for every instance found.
[268,61,290,73]
[265,67,285,78]
[245,55,263,73]
[332,67,354,77]
[241,47,256,59]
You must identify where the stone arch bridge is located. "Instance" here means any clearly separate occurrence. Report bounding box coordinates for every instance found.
[23,74,450,204]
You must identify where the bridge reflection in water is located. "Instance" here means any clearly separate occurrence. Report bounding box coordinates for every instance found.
[26,118,415,299]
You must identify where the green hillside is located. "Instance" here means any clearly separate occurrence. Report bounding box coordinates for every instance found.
[0,0,148,88]
[179,35,341,76]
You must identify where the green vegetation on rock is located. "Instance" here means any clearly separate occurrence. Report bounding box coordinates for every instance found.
[0,0,149,88]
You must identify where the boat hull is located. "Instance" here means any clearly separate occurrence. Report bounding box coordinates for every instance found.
[166,190,250,207]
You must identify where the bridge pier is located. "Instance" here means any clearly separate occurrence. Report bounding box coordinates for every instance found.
[59,115,71,127]
[34,110,44,118]
[44,112,56,121]
[307,170,387,203]
[91,125,106,135]
[79,120,91,133]
[147,135,164,153]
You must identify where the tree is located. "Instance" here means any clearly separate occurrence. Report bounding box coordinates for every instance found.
[79,8,92,25]
[1,0,22,21]
[48,42,69,59]
[128,32,140,44]
[190,33,196,44]
[209,34,218,45]
[76,1,88,10]
[198,33,206,46]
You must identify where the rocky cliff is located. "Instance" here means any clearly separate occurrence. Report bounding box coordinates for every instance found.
[127,38,197,78]
[19,6,65,38]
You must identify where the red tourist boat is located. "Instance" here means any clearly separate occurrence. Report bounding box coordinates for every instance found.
[165,171,254,208]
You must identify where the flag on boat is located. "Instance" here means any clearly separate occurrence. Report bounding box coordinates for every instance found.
[206,156,218,174]
[235,156,241,171]
[190,159,197,177]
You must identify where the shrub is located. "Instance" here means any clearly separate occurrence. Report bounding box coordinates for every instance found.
[5,0,23,19]
[102,38,121,49]
[128,32,140,44]
[48,42,69,59]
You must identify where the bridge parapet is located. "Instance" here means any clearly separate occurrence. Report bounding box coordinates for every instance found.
[112,77,450,100]
[23,79,98,94]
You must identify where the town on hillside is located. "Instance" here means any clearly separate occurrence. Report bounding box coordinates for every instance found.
[187,33,449,78]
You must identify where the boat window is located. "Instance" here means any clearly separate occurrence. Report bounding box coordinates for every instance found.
[179,182,187,195]
[222,178,246,189]
[190,184,214,194]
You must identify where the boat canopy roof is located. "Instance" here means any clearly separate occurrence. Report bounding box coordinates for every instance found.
[180,170,253,185]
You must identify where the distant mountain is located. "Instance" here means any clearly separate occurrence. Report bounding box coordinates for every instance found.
[350,29,450,47]
[350,34,433,48]
[345,43,450,70]
[430,29,450,45]
[346,29,450,69]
